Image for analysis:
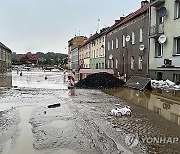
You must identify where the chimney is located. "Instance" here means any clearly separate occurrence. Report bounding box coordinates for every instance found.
[115,20,120,23]
[120,17,125,21]
[141,0,149,7]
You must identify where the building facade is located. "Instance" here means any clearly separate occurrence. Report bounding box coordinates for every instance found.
[68,36,87,70]
[90,28,108,69]
[71,47,79,72]
[105,1,149,79]
[149,0,180,84]
[0,42,12,72]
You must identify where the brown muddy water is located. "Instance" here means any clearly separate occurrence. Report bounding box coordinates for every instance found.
[103,88,180,126]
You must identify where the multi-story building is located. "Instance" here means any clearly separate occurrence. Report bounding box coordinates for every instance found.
[105,1,149,79]
[91,28,108,69]
[71,47,79,72]
[68,36,87,70]
[0,42,12,72]
[149,0,180,84]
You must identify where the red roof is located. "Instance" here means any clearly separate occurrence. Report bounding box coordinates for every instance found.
[18,54,38,61]
[108,3,149,32]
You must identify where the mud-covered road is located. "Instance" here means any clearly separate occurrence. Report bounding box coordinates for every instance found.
[0,69,180,154]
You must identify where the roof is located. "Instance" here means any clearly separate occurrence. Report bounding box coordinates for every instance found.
[79,27,110,48]
[0,42,11,52]
[108,3,149,33]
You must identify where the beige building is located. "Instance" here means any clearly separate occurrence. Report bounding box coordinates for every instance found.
[149,0,180,83]
[0,42,12,72]
[68,36,87,70]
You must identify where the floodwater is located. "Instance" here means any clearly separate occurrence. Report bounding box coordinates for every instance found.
[103,88,180,126]
[0,68,180,154]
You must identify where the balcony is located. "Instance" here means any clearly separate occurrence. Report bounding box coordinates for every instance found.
[149,24,164,38]
[150,0,165,7]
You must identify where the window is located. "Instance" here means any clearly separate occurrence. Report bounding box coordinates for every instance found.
[102,62,104,69]
[123,35,125,47]
[111,40,114,50]
[111,59,114,68]
[155,41,163,57]
[139,28,143,43]
[0,48,1,60]
[116,38,118,48]
[94,50,95,58]
[108,60,110,68]
[115,58,118,69]
[132,31,135,45]
[175,0,180,19]
[108,41,110,50]
[138,56,143,70]
[174,37,180,55]
[173,74,180,84]
[130,56,134,70]
[96,49,98,57]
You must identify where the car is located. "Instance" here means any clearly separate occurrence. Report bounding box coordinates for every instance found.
[111,105,131,117]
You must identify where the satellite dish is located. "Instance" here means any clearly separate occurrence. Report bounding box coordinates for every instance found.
[125,35,131,42]
[158,7,167,17]
[139,44,145,51]
[158,35,167,44]
[109,54,113,60]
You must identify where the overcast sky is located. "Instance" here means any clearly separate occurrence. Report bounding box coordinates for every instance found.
[0,0,144,54]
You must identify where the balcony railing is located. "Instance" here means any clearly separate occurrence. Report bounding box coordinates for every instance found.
[150,0,165,7]
[149,24,164,37]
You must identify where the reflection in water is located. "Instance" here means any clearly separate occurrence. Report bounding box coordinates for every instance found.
[0,73,12,88]
[104,88,180,126]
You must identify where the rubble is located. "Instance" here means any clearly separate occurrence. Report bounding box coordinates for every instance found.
[74,72,125,89]
[151,79,180,90]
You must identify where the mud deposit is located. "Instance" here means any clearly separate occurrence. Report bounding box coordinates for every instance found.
[0,69,180,154]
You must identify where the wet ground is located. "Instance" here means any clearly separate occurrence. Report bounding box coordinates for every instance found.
[0,69,180,154]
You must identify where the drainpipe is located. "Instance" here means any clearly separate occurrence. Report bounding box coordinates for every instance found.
[147,4,151,78]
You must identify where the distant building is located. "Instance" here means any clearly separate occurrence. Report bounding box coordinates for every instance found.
[149,0,180,83]
[18,54,38,64]
[68,36,87,70]
[0,42,12,72]
[105,1,149,79]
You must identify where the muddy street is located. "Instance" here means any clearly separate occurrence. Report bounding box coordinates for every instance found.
[0,69,180,154]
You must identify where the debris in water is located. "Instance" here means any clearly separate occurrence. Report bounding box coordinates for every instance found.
[111,106,131,117]
[48,103,60,108]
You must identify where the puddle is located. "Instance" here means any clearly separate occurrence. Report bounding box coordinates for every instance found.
[47,120,68,129]
[55,149,77,154]
[104,88,180,125]
[2,106,39,154]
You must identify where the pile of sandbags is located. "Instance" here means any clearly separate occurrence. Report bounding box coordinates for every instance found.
[75,72,125,89]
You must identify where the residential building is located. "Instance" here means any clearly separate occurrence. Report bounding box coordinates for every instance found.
[90,28,108,69]
[0,42,12,72]
[68,36,87,70]
[71,47,79,72]
[105,1,149,79]
[149,0,180,84]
